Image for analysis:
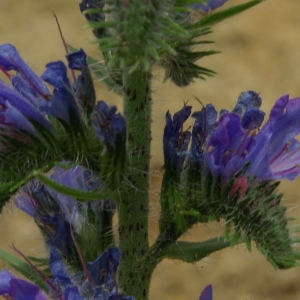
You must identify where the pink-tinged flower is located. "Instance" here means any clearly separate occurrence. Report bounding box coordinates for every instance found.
[165,91,300,269]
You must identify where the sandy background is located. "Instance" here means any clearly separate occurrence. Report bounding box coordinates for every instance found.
[1,0,300,299]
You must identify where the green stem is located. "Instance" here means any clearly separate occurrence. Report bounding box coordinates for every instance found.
[118,68,152,300]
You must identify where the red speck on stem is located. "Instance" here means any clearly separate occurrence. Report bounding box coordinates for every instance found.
[123,0,129,8]
[230,176,248,198]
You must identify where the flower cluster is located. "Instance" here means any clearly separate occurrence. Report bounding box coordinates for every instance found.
[164,91,300,183]
[8,164,134,300]
[163,91,300,268]
[0,246,134,300]
[0,43,127,210]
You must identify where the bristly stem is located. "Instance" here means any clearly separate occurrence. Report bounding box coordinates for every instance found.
[118,68,152,300]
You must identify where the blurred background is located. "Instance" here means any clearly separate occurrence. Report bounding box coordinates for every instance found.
[1,0,300,299]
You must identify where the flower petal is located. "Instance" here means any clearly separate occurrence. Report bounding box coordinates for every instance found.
[41,61,80,124]
[0,44,50,104]
[190,0,228,12]
[199,284,213,300]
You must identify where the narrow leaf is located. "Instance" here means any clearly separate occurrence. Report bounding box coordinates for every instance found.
[157,237,234,263]
[33,171,118,201]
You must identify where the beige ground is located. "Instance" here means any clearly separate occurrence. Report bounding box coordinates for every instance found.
[1,0,300,299]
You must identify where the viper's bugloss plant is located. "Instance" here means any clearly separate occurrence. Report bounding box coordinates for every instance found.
[1,0,299,299]
[161,91,300,268]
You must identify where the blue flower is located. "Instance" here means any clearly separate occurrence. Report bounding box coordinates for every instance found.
[49,246,135,300]
[0,44,82,138]
[0,269,48,300]
[163,105,192,171]
[0,44,51,108]
[66,49,96,112]
[165,91,300,183]
[190,104,218,162]
[0,246,135,300]
[199,284,213,300]
[14,165,114,257]
[190,0,228,13]
[41,61,81,125]
[91,101,126,147]
[205,93,300,182]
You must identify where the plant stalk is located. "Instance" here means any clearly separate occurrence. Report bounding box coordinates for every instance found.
[118,68,152,300]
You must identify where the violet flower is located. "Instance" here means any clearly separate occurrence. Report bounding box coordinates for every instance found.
[40,61,81,125]
[170,91,300,183]
[205,93,300,182]
[0,44,81,132]
[163,105,192,171]
[199,284,213,300]
[14,165,115,259]
[0,247,135,300]
[190,0,228,13]
[66,49,96,114]
[49,246,134,300]
[91,101,126,147]
[0,270,48,300]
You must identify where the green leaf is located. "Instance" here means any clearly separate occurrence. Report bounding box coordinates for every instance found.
[27,256,49,268]
[33,171,118,201]
[0,249,47,292]
[193,0,265,28]
[174,0,206,6]
[157,237,233,263]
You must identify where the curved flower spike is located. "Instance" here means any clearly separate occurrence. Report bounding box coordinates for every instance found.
[164,91,300,268]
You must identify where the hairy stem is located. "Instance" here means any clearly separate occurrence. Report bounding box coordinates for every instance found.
[118,68,152,300]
